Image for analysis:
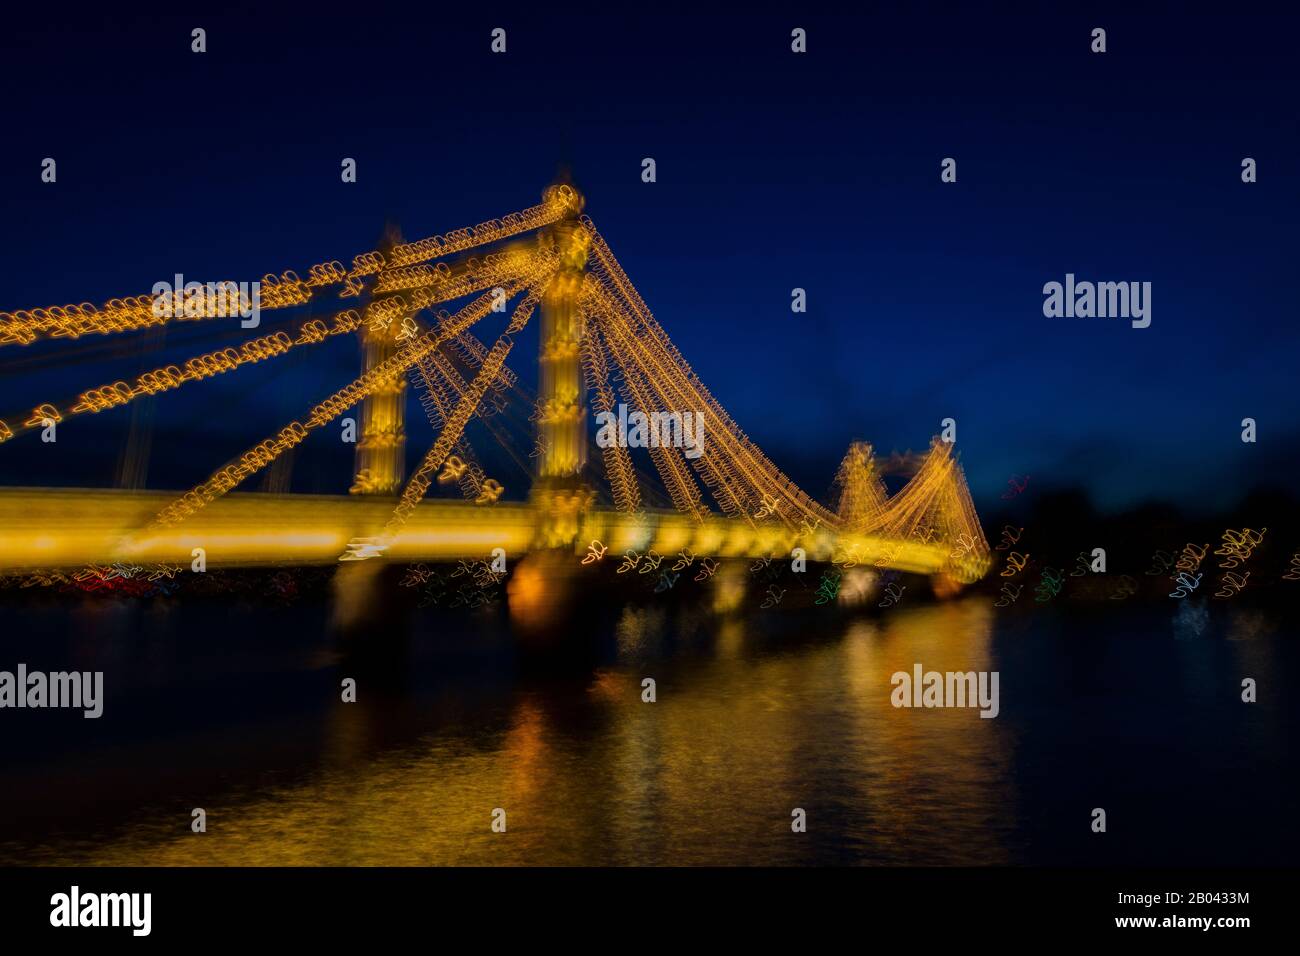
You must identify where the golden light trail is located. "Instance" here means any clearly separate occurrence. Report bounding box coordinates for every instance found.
[0,252,544,445]
[378,282,549,544]
[0,187,580,345]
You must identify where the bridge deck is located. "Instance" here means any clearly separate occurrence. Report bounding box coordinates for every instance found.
[0,488,989,582]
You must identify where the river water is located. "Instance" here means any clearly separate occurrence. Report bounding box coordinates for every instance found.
[0,591,1294,865]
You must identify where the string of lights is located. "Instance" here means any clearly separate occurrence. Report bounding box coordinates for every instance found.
[0,189,576,346]
[380,282,549,540]
[144,256,551,532]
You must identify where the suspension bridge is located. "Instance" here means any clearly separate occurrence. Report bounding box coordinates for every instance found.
[0,185,991,590]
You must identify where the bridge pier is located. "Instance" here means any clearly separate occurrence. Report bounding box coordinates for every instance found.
[329,558,414,676]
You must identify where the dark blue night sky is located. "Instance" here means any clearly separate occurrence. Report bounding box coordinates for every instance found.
[2,3,1296,515]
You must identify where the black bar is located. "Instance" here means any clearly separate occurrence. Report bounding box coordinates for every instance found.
[0,867,1282,942]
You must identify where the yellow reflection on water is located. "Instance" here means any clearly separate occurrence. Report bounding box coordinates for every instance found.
[50,597,1013,866]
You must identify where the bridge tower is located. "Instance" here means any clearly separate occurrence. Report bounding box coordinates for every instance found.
[833,441,887,533]
[531,184,592,547]
[350,223,407,495]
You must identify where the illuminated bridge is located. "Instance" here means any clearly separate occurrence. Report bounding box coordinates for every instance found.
[0,185,991,589]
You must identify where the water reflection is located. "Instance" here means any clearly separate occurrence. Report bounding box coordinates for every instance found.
[5,598,1019,865]
[2,595,1293,866]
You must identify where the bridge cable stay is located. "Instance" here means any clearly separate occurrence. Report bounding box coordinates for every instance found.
[579,228,837,531]
[467,326,673,512]
[0,251,544,446]
[580,222,821,516]
[585,301,752,523]
[578,312,642,515]
[402,300,582,503]
[402,302,669,514]
[580,227,989,580]
[404,313,527,502]
[135,269,548,537]
[365,252,507,501]
[581,306,710,521]
[374,278,554,547]
[582,279,828,532]
[412,334,553,494]
[586,284,796,525]
[0,189,580,346]
[602,318,709,521]
[406,349,492,502]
